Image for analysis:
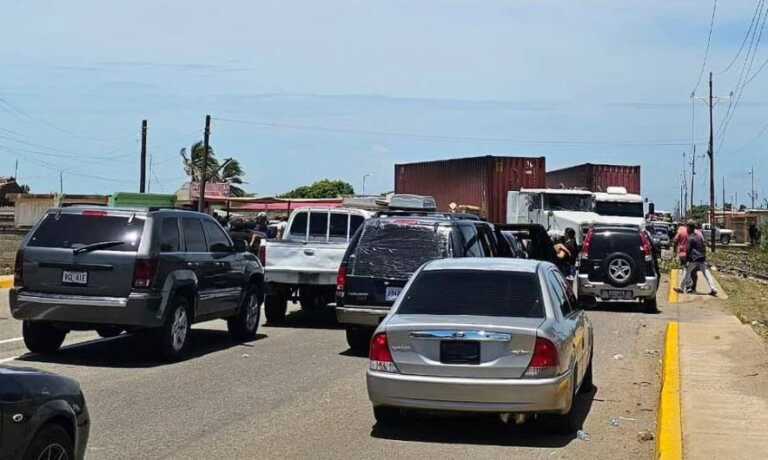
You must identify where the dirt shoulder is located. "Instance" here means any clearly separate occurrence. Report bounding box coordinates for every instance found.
[716,273,768,342]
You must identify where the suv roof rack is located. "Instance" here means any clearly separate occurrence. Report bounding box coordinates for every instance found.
[373,210,483,221]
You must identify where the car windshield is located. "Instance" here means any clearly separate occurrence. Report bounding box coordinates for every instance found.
[351,221,450,279]
[28,213,145,252]
[594,201,644,217]
[397,269,544,317]
[543,193,593,211]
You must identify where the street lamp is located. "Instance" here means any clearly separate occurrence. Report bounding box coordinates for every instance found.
[362,173,373,196]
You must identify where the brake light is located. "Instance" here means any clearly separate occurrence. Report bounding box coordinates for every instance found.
[258,245,266,266]
[369,333,398,373]
[133,258,158,288]
[639,231,653,260]
[81,210,108,217]
[13,249,23,288]
[336,264,347,294]
[580,229,594,259]
[524,337,559,378]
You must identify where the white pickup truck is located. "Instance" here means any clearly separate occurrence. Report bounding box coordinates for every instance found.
[701,223,734,244]
[262,207,372,323]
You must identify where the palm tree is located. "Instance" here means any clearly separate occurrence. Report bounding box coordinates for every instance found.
[180,142,246,196]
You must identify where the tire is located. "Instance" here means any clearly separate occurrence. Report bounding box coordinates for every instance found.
[23,321,66,354]
[155,297,192,362]
[548,372,579,434]
[643,297,658,314]
[299,287,326,311]
[579,349,594,394]
[346,327,373,354]
[96,327,123,338]
[373,406,401,426]
[720,235,731,245]
[265,292,288,324]
[23,423,74,460]
[228,285,261,341]
[602,252,637,288]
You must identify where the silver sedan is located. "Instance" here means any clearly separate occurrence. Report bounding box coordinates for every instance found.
[366,257,594,433]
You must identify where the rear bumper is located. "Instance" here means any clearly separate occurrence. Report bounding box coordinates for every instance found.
[577,274,658,301]
[367,369,573,414]
[265,269,337,286]
[9,289,164,328]
[335,305,390,326]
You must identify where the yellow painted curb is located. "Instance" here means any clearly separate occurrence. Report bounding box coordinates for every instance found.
[668,269,679,304]
[657,322,682,460]
[0,275,12,289]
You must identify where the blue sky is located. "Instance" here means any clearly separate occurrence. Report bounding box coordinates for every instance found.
[0,0,766,211]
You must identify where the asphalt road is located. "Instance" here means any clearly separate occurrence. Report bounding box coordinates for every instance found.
[0,288,671,459]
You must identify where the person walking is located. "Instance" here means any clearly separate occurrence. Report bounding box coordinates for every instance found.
[676,222,718,296]
[673,222,698,292]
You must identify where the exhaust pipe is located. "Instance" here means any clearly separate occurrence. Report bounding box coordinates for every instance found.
[499,413,528,425]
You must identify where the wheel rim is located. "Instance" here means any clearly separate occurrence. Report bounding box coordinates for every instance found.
[245,294,260,331]
[171,307,188,352]
[608,258,631,282]
[37,443,68,460]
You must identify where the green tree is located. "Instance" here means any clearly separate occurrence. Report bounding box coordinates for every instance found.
[687,205,710,222]
[280,179,354,199]
[180,141,246,197]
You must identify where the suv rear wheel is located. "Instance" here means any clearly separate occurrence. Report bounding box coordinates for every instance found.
[156,297,192,361]
[23,321,66,354]
[265,291,288,324]
[228,286,261,341]
[603,252,636,287]
[23,423,74,460]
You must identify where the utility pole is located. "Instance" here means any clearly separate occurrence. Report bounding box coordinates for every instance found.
[722,176,726,211]
[140,120,148,193]
[14,159,18,179]
[682,152,688,217]
[59,171,63,195]
[749,166,756,209]
[197,115,211,213]
[708,72,716,252]
[690,145,696,211]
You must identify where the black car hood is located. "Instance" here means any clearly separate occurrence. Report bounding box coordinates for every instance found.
[0,365,81,403]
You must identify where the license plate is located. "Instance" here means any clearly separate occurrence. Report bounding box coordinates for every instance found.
[62,270,88,285]
[601,289,633,300]
[440,341,481,365]
[385,286,402,302]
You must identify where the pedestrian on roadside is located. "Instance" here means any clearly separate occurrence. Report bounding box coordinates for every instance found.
[673,223,698,292]
[749,223,759,246]
[675,221,718,296]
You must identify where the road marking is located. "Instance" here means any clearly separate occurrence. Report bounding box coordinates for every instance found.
[668,269,679,304]
[0,337,23,345]
[0,276,12,289]
[657,321,682,460]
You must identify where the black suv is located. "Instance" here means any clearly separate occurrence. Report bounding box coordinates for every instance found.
[576,225,659,312]
[10,207,264,361]
[335,213,511,351]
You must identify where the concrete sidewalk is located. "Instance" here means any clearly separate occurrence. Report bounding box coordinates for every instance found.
[673,273,768,459]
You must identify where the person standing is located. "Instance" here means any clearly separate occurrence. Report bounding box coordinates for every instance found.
[676,222,718,296]
[673,223,697,292]
[749,223,759,246]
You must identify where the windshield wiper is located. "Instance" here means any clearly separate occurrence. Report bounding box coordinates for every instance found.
[73,240,126,254]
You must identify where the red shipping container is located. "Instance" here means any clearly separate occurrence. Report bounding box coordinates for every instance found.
[546,163,641,194]
[394,155,546,223]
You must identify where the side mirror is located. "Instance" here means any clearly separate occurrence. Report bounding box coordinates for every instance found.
[233,239,248,253]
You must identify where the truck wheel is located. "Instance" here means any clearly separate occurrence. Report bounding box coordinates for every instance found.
[265,293,288,324]
[228,285,261,341]
[155,297,192,362]
[299,287,326,311]
[23,321,66,354]
[23,423,74,460]
[720,235,731,245]
[346,327,373,353]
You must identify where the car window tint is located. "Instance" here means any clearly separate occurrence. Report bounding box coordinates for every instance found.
[182,218,207,252]
[476,225,498,256]
[160,217,180,252]
[28,213,145,252]
[203,219,232,252]
[590,230,642,259]
[350,215,364,236]
[398,269,543,317]
[309,212,328,240]
[288,212,307,238]
[329,213,348,238]
[547,270,571,316]
[459,224,484,257]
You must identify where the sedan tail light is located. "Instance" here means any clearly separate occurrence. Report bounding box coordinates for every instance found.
[13,249,23,288]
[133,258,158,288]
[524,337,559,378]
[369,333,398,373]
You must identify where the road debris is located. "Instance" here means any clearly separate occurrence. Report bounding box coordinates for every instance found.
[613,354,624,360]
[241,353,250,358]
[637,430,655,442]
[619,416,638,421]
[609,417,620,427]
[576,430,591,441]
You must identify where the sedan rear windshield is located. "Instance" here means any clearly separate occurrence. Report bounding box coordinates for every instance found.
[397,270,544,317]
[351,222,449,279]
[28,213,145,252]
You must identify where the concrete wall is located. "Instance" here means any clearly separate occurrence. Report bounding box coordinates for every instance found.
[0,231,24,274]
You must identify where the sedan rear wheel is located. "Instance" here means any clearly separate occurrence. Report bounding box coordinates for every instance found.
[23,321,66,354]
[548,372,579,434]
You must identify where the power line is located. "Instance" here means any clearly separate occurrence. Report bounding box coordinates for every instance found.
[693,0,718,94]
[213,116,702,147]
[717,0,764,74]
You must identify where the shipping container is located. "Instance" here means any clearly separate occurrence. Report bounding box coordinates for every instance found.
[546,163,641,194]
[394,155,546,223]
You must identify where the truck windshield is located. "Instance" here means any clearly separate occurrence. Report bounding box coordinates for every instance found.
[543,194,593,212]
[594,201,644,217]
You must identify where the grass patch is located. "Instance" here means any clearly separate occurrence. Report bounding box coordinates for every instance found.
[710,247,768,275]
[718,273,768,342]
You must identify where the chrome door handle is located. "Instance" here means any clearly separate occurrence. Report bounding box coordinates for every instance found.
[304,248,315,256]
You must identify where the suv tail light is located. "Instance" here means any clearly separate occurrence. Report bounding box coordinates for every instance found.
[580,228,594,259]
[133,258,158,288]
[13,249,23,288]
[639,231,653,261]
[524,337,559,378]
[258,245,266,266]
[336,264,347,295]
[369,332,398,373]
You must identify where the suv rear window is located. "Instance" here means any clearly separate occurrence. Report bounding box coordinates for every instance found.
[29,213,144,252]
[590,230,642,258]
[351,221,449,279]
[397,269,544,317]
